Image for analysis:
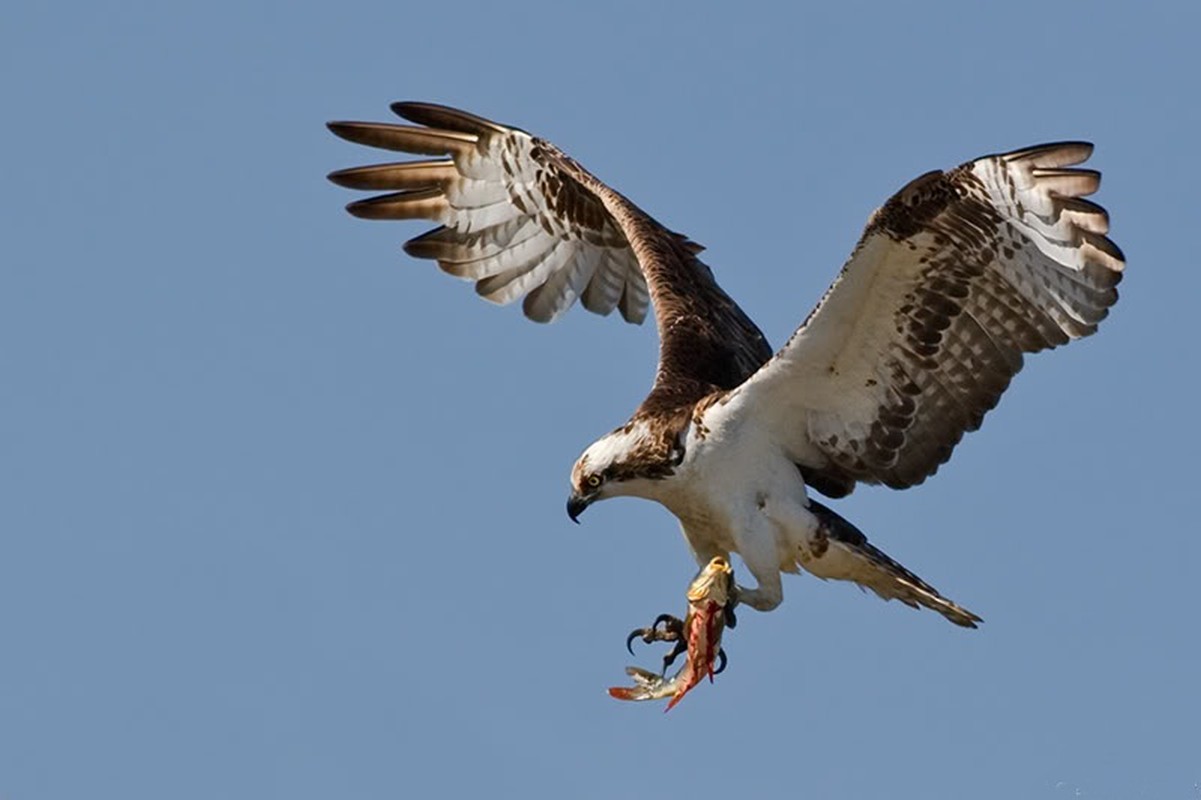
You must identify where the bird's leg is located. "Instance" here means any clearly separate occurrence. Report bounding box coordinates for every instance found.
[726,570,783,612]
[729,512,786,612]
[724,584,738,630]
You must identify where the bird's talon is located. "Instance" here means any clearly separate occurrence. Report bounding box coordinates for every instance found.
[625,613,686,656]
[652,613,683,638]
[714,648,728,675]
[625,626,659,655]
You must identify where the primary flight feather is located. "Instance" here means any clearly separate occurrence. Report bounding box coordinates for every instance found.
[328,102,1123,627]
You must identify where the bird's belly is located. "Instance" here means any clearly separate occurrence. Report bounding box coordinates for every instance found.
[662,434,807,570]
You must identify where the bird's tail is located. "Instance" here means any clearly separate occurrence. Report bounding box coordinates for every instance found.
[801,500,982,628]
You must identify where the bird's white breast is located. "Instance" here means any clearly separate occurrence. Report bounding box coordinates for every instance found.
[658,401,809,566]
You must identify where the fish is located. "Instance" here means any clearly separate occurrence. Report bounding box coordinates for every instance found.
[608,556,734,711]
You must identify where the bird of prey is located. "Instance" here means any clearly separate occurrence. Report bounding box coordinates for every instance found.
[327,102,1123,629]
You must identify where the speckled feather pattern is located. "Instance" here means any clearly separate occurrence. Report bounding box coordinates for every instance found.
[329,105,1125,628]
[328,104,772,424]
[330,110,1123,499]
[745,142,1124,491]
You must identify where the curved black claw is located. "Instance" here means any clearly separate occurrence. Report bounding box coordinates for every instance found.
[625,614,685,655]
[713,648,728,676]
[653,613,680,631]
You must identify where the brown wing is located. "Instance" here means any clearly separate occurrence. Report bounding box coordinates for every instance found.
[729,142,1124,492]
[327,102,770,410]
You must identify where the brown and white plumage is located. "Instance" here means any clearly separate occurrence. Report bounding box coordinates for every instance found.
[328,103,770,413]
[328,102,1124,627]
[736,143,1124,493]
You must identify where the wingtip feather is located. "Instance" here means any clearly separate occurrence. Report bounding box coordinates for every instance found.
[1033,168,1101,198]
[327,120,477,156]
[344,188,447,221]
[1004,140,1094,168]
[327,160,457,190]
[391,101,512,136]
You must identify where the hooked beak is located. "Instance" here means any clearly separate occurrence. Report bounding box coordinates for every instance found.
[566,492,592,524]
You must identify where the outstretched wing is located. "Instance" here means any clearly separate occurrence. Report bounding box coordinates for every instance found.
[730,142,1124,493]
[327,102,771,410]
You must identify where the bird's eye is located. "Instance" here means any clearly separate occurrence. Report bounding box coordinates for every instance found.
[586,475,602,489]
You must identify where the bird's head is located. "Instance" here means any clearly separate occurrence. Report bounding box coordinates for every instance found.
[566,419,684,523]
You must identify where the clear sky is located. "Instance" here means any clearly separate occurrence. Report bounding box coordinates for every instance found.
[3,2,1198,798]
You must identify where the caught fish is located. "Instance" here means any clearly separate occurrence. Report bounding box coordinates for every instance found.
[608,556,734,711]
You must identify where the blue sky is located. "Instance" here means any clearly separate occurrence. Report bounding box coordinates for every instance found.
[3,2,1198,798]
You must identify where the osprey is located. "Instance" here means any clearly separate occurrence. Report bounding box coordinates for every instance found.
[328,103,1123,628]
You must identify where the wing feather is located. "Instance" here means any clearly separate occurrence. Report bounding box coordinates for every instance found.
[580,248,630,316]
[345,189,448,221]
[327,160,458,191]
[731,142,1124,491]
[476,238,574,304]
[524,244,602,323]
[328,102,770,405]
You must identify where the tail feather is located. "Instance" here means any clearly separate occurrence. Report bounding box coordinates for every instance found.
[804,501,982,628]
